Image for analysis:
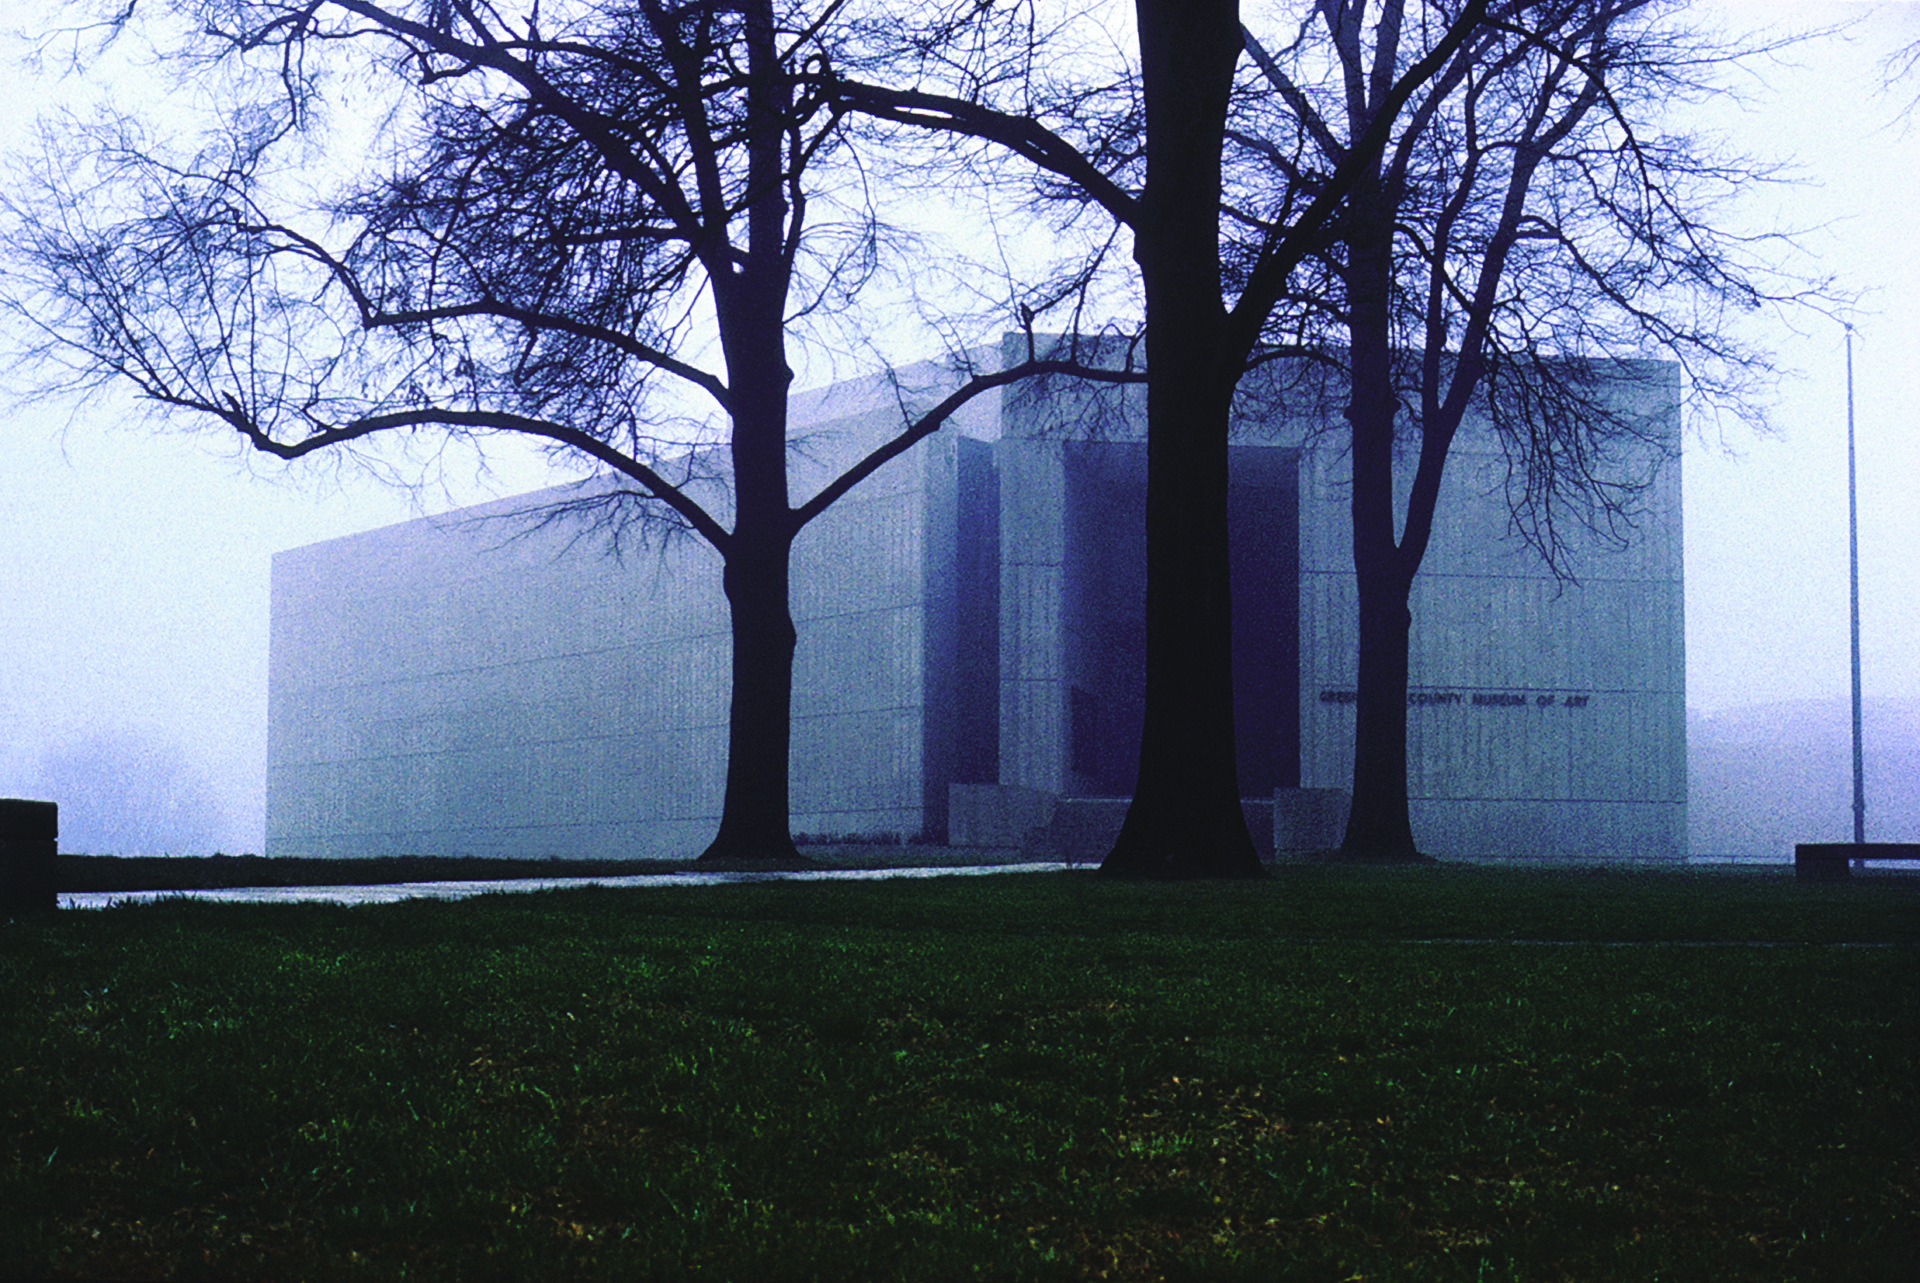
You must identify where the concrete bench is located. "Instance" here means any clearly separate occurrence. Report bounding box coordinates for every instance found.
[1794,843,1920,882]
[1,799,58,916]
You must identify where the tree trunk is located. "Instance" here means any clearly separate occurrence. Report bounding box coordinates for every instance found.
[698,331,802,867]
[1343,559,1424,860]
[1337,171,1426,862]
[700,525,806,866]
[1100,0,1262,879]
[696,0,807,867]
[696,295,806,866]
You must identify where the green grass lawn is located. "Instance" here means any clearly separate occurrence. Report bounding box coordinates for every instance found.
[4,867,1915,1280]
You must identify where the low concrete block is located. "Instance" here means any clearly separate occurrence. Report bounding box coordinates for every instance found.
[953,786,1281,862]
[1026,797,1278,863]
[1045,797,1131,862]
[1274,788,1351,857]
[1241,799,1276,860]
[1794,842,1920,882]
[948,783,1058,848]
[1,798,58,917]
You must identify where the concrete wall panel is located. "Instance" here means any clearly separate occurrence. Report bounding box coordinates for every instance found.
[1292,363,1684,858]
[269,352,1683,862]
[268,363,976,858]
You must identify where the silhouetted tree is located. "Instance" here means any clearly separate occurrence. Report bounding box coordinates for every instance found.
[3,0,1129,865]
[836,0,1489,877]
[1240,0,1807,858]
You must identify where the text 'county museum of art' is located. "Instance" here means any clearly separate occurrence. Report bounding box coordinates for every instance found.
[265,345,1685,862]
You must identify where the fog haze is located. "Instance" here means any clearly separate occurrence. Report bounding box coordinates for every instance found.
[3,1,1917,856]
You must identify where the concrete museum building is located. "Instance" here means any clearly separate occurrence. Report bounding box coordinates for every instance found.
[266,352,1686,861]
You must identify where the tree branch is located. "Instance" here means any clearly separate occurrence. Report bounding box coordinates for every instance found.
[230,400,733,551]
[823,76,1141,231]
[793,354,1145,528]
[1224,0,1490,364]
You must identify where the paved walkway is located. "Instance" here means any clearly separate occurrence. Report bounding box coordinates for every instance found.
[55,855,1915,913]
[57,862,1083,910]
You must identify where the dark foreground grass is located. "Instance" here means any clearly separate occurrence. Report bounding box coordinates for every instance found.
[3,868,1915,1280]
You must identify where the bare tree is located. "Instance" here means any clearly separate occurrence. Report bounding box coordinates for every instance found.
[834,0,1488,877]
[1240,0,1811,859]
[2,0,1128,865]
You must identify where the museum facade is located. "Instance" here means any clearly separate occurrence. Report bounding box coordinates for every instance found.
[266,351,1686,861]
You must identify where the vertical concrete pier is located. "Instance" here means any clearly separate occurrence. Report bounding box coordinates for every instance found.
[1,799,58,917]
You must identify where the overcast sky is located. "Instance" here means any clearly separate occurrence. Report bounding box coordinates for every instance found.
[1,1,1916,854]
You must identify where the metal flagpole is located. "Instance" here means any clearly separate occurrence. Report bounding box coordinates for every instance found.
[1846,324,1866,848]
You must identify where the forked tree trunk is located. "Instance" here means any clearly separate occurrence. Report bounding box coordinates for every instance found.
[1100,0,1262,879]
[1337,176,1427,863]
[695,0,806,867]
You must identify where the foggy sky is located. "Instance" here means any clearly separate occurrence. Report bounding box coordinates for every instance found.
[2,1,1917,854]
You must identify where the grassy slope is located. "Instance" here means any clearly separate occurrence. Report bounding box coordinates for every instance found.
[3,868,1916,1280]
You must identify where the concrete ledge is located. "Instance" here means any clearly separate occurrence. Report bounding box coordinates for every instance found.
[1274,788,1351,857]
[1043,798,1129,863]
[1242,800,1275,859]
[1794,843,1920,882]
[948,784,1058,849]
[1035,798,1279,862]
[952,786,1278,861]
[1,798,58,917]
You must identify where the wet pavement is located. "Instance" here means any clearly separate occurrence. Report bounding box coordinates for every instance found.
[58,861,1083,910]
[54,854,1916,911]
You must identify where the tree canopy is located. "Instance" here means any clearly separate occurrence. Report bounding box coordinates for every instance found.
[1236,0,1820,858]
[4,0,1131,865]
[2,0,1820,872]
